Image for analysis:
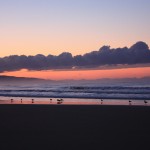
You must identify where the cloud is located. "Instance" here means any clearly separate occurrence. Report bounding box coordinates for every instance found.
[0,41,150,72]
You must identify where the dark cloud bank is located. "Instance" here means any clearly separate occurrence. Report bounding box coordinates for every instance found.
[0,41,150,72]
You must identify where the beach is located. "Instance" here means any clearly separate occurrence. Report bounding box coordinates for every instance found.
[0,104,150,149]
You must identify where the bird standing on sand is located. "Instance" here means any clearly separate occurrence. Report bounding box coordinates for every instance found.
[144,100,148,105]
[57,98,63,102]
[57,99,63,104]
[129,100,132,105]
[57,99,61,102]
[21,99,22,103]
[50,99,52,103]
[11,99,13,103]
[101,99,103,104]
[32,99,34,103]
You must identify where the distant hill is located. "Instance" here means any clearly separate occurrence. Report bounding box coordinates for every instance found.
[0,76,50,85]
[0,75,44,81]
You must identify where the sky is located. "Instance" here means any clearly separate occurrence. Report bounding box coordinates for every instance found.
[0,0,150,56]
[0,0,150,80]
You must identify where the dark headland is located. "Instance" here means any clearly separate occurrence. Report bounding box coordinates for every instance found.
[0,104,150,149]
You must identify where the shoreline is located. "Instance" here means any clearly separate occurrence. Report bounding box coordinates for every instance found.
[0,96,150,106]
[1,95,150,100]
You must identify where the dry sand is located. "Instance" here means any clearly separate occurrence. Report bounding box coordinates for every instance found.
[0,104,150,149]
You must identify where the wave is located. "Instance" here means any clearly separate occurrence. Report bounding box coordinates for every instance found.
[0,86,150,100]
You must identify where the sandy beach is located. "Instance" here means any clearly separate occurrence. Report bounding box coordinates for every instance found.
[0,104,150,149]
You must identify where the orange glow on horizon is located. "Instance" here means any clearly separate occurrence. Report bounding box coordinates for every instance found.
[1,67,150,80]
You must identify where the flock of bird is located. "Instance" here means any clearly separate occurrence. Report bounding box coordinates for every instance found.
[129,100,148,105]
[10,98,64,104]
[10,98,148,105]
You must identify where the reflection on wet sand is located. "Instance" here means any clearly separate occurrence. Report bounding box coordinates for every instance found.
[0,97,150,106]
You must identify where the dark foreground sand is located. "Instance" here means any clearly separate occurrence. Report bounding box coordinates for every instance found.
[0,104,150,149]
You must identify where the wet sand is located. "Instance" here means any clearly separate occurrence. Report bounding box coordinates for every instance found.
[0,104,150,149]
[0,97,150,106]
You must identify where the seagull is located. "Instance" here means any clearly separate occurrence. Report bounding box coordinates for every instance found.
[50,99,53,103]
[57,99,61,102]
[60,98,64,101]
[57,99,63,104]
[129,100,132,105]
[57,99,63,102]
[11,99,13,102]
[144,100,148,105]
[32,99,34,103]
